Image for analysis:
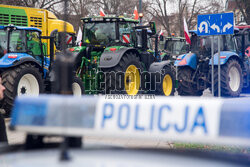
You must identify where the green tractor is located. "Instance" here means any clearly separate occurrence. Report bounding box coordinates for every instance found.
[69,16,175,96]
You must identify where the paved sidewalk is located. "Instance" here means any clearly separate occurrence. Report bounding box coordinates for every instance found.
[5,119,174,148]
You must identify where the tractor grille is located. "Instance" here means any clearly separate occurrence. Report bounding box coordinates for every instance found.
[30,17,42,29]
[0,14,10,25]
[10,15,28,26]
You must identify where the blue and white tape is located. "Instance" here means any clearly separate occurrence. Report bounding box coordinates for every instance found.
[10,95,250,146]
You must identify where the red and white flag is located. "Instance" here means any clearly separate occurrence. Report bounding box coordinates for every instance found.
[134,6,139,20]
[183,17,191,45]
[100,8,105,16]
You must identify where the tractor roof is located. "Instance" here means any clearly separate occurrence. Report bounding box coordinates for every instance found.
[0,25,41,32]
[81,16,139,23]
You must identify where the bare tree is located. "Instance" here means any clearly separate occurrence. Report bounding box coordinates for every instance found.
[146,0,224,36]
[146,0,173,36]
[91,0,137,15]
[235,0,250,24]
[177,0,188,36]
[0,0,64,10]
[0,0,25,6]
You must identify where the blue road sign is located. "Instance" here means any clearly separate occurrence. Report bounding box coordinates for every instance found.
[197,13,234,36]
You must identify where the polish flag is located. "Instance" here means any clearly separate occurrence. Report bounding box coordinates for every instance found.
[183,17,191,45]
[134,6,139,20]
[100,8,105,16]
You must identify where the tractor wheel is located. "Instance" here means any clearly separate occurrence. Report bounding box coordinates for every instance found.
[104,52,142,95]
[177,67,203,96]
[156,66,175,96]
[72,77,85,96]
[213,59,243,97]
[1,63,44,116]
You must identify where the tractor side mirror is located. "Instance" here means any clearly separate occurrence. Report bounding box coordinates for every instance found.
[149,22,156,35]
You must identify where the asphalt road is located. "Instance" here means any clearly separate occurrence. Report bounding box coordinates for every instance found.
[5,119,174,148]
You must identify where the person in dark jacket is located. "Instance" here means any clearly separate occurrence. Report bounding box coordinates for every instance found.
[0,77,7,143]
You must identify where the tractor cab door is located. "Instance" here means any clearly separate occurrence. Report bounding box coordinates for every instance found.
[26,31,42,59]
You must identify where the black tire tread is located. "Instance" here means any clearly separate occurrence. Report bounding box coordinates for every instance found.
[1,63,43,115]
[213,59,243,97]
[177,67,203,96]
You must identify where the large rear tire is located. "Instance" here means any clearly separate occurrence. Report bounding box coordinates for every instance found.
[213,59,243,97]
[72,77,85,96]
[177,67,203,96]
[1,63,44,116]
[104,52,142,95]
[156,66,175,96]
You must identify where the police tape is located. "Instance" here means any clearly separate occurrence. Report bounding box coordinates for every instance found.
[10,95,250,146]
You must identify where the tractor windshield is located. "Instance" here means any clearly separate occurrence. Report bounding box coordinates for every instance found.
[165,40,186,55]
[191,34,236,57]
[83,22,116,45]
[9,30,27,53]
[0,29,7,57]
[222,35,236,52]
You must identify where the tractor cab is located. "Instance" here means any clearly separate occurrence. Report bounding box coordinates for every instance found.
[188,30,237,59]
[159,36,188,61]
[234,26,250,59]
[0,25,43,59]
[81,16,138,47]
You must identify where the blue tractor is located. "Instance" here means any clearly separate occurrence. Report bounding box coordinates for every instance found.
[175,26,250,97]
[0,25,84,115]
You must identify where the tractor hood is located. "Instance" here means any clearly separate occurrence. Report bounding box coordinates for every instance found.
[174,53,197,69]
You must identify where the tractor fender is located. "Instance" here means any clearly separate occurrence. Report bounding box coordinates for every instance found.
[174,53,197,70]
[99,47,140,68]
[148,60,174,91]
[209,51,240,65]
[0,53,41,68]
[149,60,172,73]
